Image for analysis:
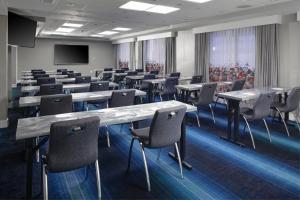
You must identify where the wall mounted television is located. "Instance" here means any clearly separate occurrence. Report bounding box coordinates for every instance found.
[8,11,37,48]
[54,44,89,65]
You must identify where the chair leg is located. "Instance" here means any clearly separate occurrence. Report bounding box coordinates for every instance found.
[275,107,290,137]
[263,118,272,142]
[95,160,101,200]
[292,112,300,134]
[214,96,219,108]
[157,149,162,161]
[127,138,135,172]
[106,125,111,148]
[36,137,40,163]
[174,142,183,179]
[194,112,200,127]
[209,104,216,124]
[42,164,48,200]
[140,142,151,192]
[242,115,256,149]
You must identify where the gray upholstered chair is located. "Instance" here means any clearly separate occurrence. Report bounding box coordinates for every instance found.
[40,84,63,96]
[127,105,187,192]
[135,74,155,91]
[75,76,92,84]
[215,79,246,107]
[150,70,159,75]
[240,92,275,149]
[190,83,217,127]
[153,77,179,101]
[87,81,110,109]
[40,94,73,116]
[190,75,203,84]
[170,72,181,78]
[271,87,300,136]
[37,77,56,86]
[102,72,112,81]
[42,117,101,200]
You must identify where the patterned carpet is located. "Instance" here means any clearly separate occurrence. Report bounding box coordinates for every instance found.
[0,102,299,199]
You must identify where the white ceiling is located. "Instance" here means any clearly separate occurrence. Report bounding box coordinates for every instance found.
[5,0,300,40]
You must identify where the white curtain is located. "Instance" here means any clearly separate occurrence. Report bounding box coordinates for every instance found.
[143,38,166,73]
[209,27,256,88]
[117,43,130,69]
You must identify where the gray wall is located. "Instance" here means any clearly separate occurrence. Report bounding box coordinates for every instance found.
[17,38,115,78]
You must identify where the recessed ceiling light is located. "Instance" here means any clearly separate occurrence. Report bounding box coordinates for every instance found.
[56,27,75,33]
[146,5,179,14]
[63,23,83,28]
[183,0,212,3]
[98,31,119,35]
[120,1,154,11]
[91,34,105,37]
[113,27,132,31]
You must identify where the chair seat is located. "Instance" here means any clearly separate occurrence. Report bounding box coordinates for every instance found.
[131,127,150,144]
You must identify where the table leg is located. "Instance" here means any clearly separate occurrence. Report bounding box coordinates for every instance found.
[26,138,34,199]
[284,92,289,121]
[147,83,154,103]
[233,100,240,142]
[168,116,192,170]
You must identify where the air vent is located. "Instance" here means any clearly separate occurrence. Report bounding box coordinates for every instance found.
[41,0,55,5]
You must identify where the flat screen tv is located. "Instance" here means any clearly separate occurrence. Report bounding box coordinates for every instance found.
[54,45,89,65]
[8,12,37,48]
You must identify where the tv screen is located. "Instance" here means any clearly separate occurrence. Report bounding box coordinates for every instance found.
[8,12,37,48]
[54,45,89,65]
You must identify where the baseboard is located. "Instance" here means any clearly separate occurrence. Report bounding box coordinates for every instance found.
[0,119,8,128]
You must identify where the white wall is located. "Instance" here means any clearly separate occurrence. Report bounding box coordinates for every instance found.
[176,30,195,77]
[279,14,300,88]
[17,38,115,78]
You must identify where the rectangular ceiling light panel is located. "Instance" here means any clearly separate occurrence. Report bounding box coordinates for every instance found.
[120,1,179,14]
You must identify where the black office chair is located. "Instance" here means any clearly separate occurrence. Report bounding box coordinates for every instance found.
[40,84,63,96]
[170,72,181,78]
[75,76,92,84]
[125,72,138,88]
[102,73,112,81]
[122,68,129,71]
[135,69,144,73]
[74,73,82,77]
[87,81,110,109]
[153,77,179,101]
[34,74,49,80]
[33,71,46,75]
[115,69,125,73]
[37,77,55,86]
[31,69,43,73]
[57,69,67,72]
[150,70,159,75]
[271,87,300,136]
[42,116,101,200]
[105,90,136,147]
[240,92,275,149]
[127,105,187,191]
[104,68,113,71]
[40,94,73,116]
[67,73,76,78]
[190,75,203,84]
[134,74,156,91]
[127,71,138,76]
[190,83,218,127]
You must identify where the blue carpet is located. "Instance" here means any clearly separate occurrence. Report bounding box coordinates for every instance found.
[0,102,299,199]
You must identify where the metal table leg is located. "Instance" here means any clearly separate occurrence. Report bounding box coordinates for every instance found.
[26,138,34,199]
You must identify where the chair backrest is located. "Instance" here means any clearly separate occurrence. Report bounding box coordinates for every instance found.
[162,77,179,95]
[75,76,91,84]
[57,69,67,72]
[90,81,109,92]
[115,69,125,73]
[102,73,112,81]
[104,68,113,71]
[198,83,218,105]
[32,71,45,75]
[141,74,156,88]
[253,92,275,119]
[286,87,300,112]
[67,73,76,78]
[110,90,135,108]
[148,105,186,148]
[40,94,72,116]
[170,72,181,78]
[127,71,138,76]
[47,116,100,172]
[74,73,81,77]
[135,69,144,73]
[62,71,68,75]
[31,69,43,73]
[34,74,49,80]
[190,75,203,84]
[122,68,129,71]
[150,70,159,75]
[40,84,63,95]
[231,79,246,91]
[37,77,55,86]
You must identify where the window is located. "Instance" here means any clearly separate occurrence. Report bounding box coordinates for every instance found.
[117,43,130,68]
[209,27,256,88]
[143,38,166,74]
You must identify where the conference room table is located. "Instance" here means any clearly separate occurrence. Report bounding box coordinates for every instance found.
[22,70,62,75]
[217,87,291,146]
[16,100,197,199]
[18,89,146,108]
[21,82,119,94]
[21,74,68,80]
[176,81,233,102]
[16,77,100,86]
[143,77,192,102]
